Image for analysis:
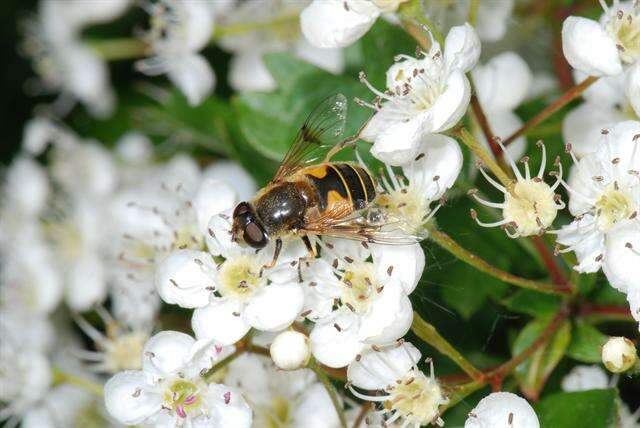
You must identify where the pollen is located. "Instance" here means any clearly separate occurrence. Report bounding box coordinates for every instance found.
[503,179,558,236]
[340,263,379,313]
[385,371,445,426]
[218,255,263,300]
[604,1,640,64]
[163,379,202,419]
[594,183,636,232]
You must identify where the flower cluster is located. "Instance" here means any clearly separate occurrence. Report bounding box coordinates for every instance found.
[3,0,640,427]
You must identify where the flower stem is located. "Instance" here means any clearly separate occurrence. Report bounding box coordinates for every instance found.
[502,75,598,146]
[87,38,149,60]
[52,368,103,397]
[468,0,479,26]
[456,128,513,189]
[529,235,571,290]
[310,359,348,428]
[412,312,484,381]
[399,0,445,49]
[212,12,299,39]
[428,228,570,295]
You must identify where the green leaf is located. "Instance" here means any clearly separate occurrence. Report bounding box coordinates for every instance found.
[437,260,509,319]
[534,389,619,428]
[502,290,560,317]
[263,52,322,92]
[566,321,608,363]
[512,318,571,399]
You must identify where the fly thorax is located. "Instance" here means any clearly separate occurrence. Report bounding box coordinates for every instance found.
[595,183,636,232]
[163,379,203,419]
[218,255,264,300]
[604,4,640,64]
[384,371,445,426]
[340,263,379,313]
[503,179,558,236]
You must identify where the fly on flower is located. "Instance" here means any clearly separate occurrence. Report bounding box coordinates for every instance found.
[230,93,418,267]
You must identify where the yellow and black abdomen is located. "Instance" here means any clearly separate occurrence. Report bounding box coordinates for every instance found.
[302,162,376,213]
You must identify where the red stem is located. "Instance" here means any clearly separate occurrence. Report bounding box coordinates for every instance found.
[530,236,571,291]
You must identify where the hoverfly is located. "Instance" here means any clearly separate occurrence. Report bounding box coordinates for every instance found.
[231,94,413,266]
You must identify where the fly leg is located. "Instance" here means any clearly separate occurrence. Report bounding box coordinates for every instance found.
[262,238,282,272]
[297,235,317,282]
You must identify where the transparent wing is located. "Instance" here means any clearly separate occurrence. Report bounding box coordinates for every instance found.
[272,94,348,182]
[301,206,422,245]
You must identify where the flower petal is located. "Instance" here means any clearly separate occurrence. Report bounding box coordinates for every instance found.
[104,371,162,425]
[155,249,216,308]
[347,342,421,390]
[444,23,481,73]
[142,330,196,376]
[66,254,107,311]
[561,16,622,77]
[404,133,463,198]
[603,220,640,294]
[371,243,425,294]
[370,115,425,166]
[228,50,277,92]
[310,312,362,368]
[429,69,470,133]
[244,283,304,331]
[472,52,532,111]
[291,382,341,428]
[359,283,413,343]
[562,102,625,157]
[167,53,215,106]
[193,179,238,237]
[202,160,257,202]
[201,384,253,428]
[300,0,378,48]
[627,62,640,118]
[192,299,251,346]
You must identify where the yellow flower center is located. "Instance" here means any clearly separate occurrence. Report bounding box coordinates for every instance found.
[218,255,263,300]
[385,371,444,426]
[378,187,429,234]
[164,380,201,418]
[45,220,85,262]
[595,184,635,232]
[503,180,558,236]
[104,330,148,372]
[341,263,378,313]
[605,5,640,64]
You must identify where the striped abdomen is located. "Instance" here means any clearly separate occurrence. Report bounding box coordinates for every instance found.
[301,162,376,213]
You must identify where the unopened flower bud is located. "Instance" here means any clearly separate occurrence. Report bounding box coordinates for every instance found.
[270,331,311,370]
[602,336,637,373]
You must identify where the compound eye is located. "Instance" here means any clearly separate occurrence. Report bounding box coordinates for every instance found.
[244,222,267,248]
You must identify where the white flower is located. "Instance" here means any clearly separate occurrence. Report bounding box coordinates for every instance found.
[562,71,637,157]
[304,238,421,368]
[602,336,637,372]
[73,307,150,373]
[555,121,640,280]
[49,0,131,30]
[225,352,342,428]
[475,0,514,42]
[358,24,480,165]
[44,197,109,311]
[50,140,117,198]
[21,384,107,428]
[377,133,463,235]
[219,0,344,92]
[270,331,311,371]
[21,1,119,117]
[301,0,408,48]
[347,341,448,427]
[109,172,237,328]
[470,140,564,238]
[561,0,639,77]
[156,212,306,345]
[472,51,533,161]
[628,61,640,117]
[136,0,216,105]
[0,344,52,425]
[104,331,250,427]
[465,392,539,428]
[561,365,610,391]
